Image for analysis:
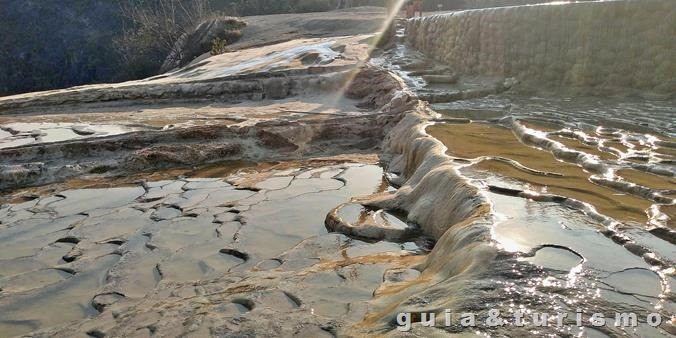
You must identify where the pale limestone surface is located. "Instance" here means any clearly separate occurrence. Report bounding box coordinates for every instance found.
[406,0,676,96]
[0,3,674,337]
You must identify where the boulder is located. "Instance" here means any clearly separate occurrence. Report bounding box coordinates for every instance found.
[161,17,246,73]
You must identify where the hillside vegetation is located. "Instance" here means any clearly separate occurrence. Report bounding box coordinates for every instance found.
[0,0,389,96]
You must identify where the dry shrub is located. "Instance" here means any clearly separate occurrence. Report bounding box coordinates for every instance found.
[114,0,213,78]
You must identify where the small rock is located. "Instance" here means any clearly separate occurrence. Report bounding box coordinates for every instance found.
[383,268,420,283]
[72,125,97,136]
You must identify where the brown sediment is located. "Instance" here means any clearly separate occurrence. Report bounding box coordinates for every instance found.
[313,252,425,273]
[473,160,650,223]
[180,160,258,178]
[654,146,676,158]
[248,154,380,172]
[662,204,676,229]
[603,140,630,154]
[617,169,676,191]
[550,135,617,161]
[427,123,655,223]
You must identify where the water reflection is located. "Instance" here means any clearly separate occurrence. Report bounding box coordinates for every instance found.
[425,99,674,336]
[0,122,142,149]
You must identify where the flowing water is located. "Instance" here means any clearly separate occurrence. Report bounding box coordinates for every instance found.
[373,30,676,334]
[424,96,675,336]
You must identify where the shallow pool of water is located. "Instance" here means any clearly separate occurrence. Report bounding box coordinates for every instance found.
[425,98,675,336]
[0,122,142,149]
[0,161,393,336]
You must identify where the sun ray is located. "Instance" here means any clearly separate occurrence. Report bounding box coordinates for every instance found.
[328,0,408,108]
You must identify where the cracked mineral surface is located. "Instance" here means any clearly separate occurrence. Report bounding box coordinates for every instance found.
[1,159,428,337]
[1,2,675,338]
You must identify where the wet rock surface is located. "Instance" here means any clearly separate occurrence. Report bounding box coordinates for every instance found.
[1,3,675,337]
[345,19,675,337]
[0,160,429,337]
[406,0,676,97]
[0,35,413,191]
[0,26,422,336]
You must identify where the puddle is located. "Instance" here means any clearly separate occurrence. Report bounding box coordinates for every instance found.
[337,203,369,223]
[431,107,506,121]
[427,121,673,225]
[488,191,650,272]
[183,160,256,179]
[0,122,142,149]
[604,268,663,298]
[523,246,582,272]
[0,254,120,336]
[237,164,388,260]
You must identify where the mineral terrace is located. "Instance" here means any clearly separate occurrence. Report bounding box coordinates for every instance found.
[0,2,675,338]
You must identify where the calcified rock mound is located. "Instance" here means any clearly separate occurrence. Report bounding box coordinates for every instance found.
[406,0,676,97]
[0,35,370,111]
[0,35,412,191]
[225,7,388,52]
[161,16,247,72]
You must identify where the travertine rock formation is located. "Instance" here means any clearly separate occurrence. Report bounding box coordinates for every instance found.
[406,0,675,96]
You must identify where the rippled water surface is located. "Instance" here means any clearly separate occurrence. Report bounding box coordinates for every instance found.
[375,33,676,334]
[426,97,675,336]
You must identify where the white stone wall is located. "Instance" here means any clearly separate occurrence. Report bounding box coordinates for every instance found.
[406,0,675,95]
